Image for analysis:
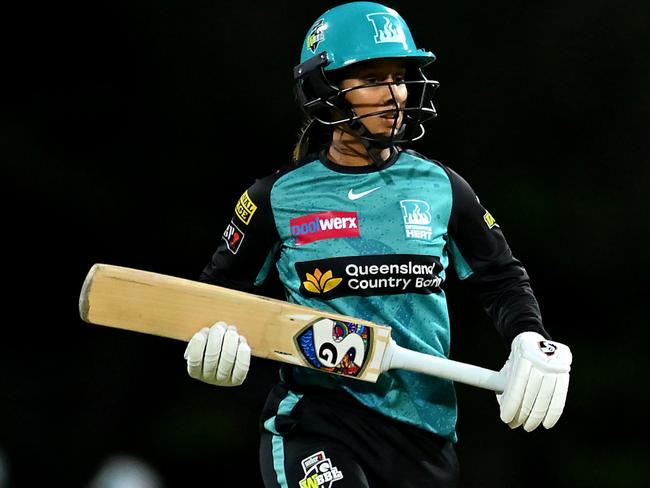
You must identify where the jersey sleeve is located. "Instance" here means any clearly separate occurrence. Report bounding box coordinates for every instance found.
[445,166,551,342]
[200,173,282,292]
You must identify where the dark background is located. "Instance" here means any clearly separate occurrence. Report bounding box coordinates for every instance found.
[4,0,649,486]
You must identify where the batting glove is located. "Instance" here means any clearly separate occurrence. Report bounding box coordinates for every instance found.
[497,331,572,432]
[184,322,251,386]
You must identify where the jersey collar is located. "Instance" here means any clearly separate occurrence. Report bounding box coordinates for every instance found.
[318,147,401,173]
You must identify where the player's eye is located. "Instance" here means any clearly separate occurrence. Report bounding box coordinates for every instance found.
[364,75,406,85]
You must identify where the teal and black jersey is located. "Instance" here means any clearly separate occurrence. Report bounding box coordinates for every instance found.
[201,148,548,441]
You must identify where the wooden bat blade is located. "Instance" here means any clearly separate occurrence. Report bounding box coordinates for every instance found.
[79,263,507,392]
[79,263,391,382]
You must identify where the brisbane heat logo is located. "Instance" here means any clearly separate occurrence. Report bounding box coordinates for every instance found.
[290,211,360,245]
[400,199,433,240]
[366,12,407,48]
[295,318,371,378]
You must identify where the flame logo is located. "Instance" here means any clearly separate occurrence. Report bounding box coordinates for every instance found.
[400,200,432,225]
[366,13,407,48]
[303,268,342,294]
[407,205,429,224]
[378,17,400,42]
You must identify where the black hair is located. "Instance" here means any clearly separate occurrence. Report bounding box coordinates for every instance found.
[291,118,333,165]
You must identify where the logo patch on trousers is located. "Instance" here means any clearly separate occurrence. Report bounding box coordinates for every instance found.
[299,450,344,488]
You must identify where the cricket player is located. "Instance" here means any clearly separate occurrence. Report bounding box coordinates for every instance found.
[184,2,572,486]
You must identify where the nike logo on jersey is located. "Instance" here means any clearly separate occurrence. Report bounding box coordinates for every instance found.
[347,187,381,200]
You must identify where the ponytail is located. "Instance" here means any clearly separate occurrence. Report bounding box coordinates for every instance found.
[291,119,333,165]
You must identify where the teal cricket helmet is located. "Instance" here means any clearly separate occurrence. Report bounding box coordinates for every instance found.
[293,2,439,156]
[299,1,435,70]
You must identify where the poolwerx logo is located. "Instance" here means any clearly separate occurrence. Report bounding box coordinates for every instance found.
[296,254,443,299]
[290,211,359,245]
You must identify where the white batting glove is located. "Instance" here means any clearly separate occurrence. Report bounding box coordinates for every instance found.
[497,331,572,432]
[184,322,251,387]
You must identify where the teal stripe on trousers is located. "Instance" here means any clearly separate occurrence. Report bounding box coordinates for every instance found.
[263,390,303,488]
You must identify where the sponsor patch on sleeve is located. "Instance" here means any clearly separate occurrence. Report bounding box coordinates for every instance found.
[222,220,245,254]
[483,210,499,229]
[235,190,257,225]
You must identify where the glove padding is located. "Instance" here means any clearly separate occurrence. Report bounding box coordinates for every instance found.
[184,322,251,386]
[497,331,572,432]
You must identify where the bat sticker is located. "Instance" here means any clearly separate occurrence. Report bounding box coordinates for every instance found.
[295,318,371,377]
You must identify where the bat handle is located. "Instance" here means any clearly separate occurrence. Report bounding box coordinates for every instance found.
[384,340,507,393]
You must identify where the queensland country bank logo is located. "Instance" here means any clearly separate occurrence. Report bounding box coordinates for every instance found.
[303,268,343,294]
[296,254,443,300]
[290,211,359,245]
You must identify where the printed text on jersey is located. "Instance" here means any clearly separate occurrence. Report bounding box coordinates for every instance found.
[290,211,360,245]
[296,254,443,299]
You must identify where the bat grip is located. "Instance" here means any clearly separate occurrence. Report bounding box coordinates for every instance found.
[385,340,507,393]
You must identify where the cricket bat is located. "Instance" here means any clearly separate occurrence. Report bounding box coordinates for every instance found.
[79,263,507,392]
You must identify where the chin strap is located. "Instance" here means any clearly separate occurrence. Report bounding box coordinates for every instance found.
[363,139,391,168]
[348,119,403,167]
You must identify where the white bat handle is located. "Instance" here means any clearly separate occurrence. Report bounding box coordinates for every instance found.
[384,340,507,393]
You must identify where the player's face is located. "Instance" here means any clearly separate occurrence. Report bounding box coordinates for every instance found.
[340,59,408,136]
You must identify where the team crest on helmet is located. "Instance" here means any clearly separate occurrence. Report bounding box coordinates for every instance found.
[307,19,326,53]
[366,13,407,48]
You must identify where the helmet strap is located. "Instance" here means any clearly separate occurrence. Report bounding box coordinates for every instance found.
[347,119,400,167]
